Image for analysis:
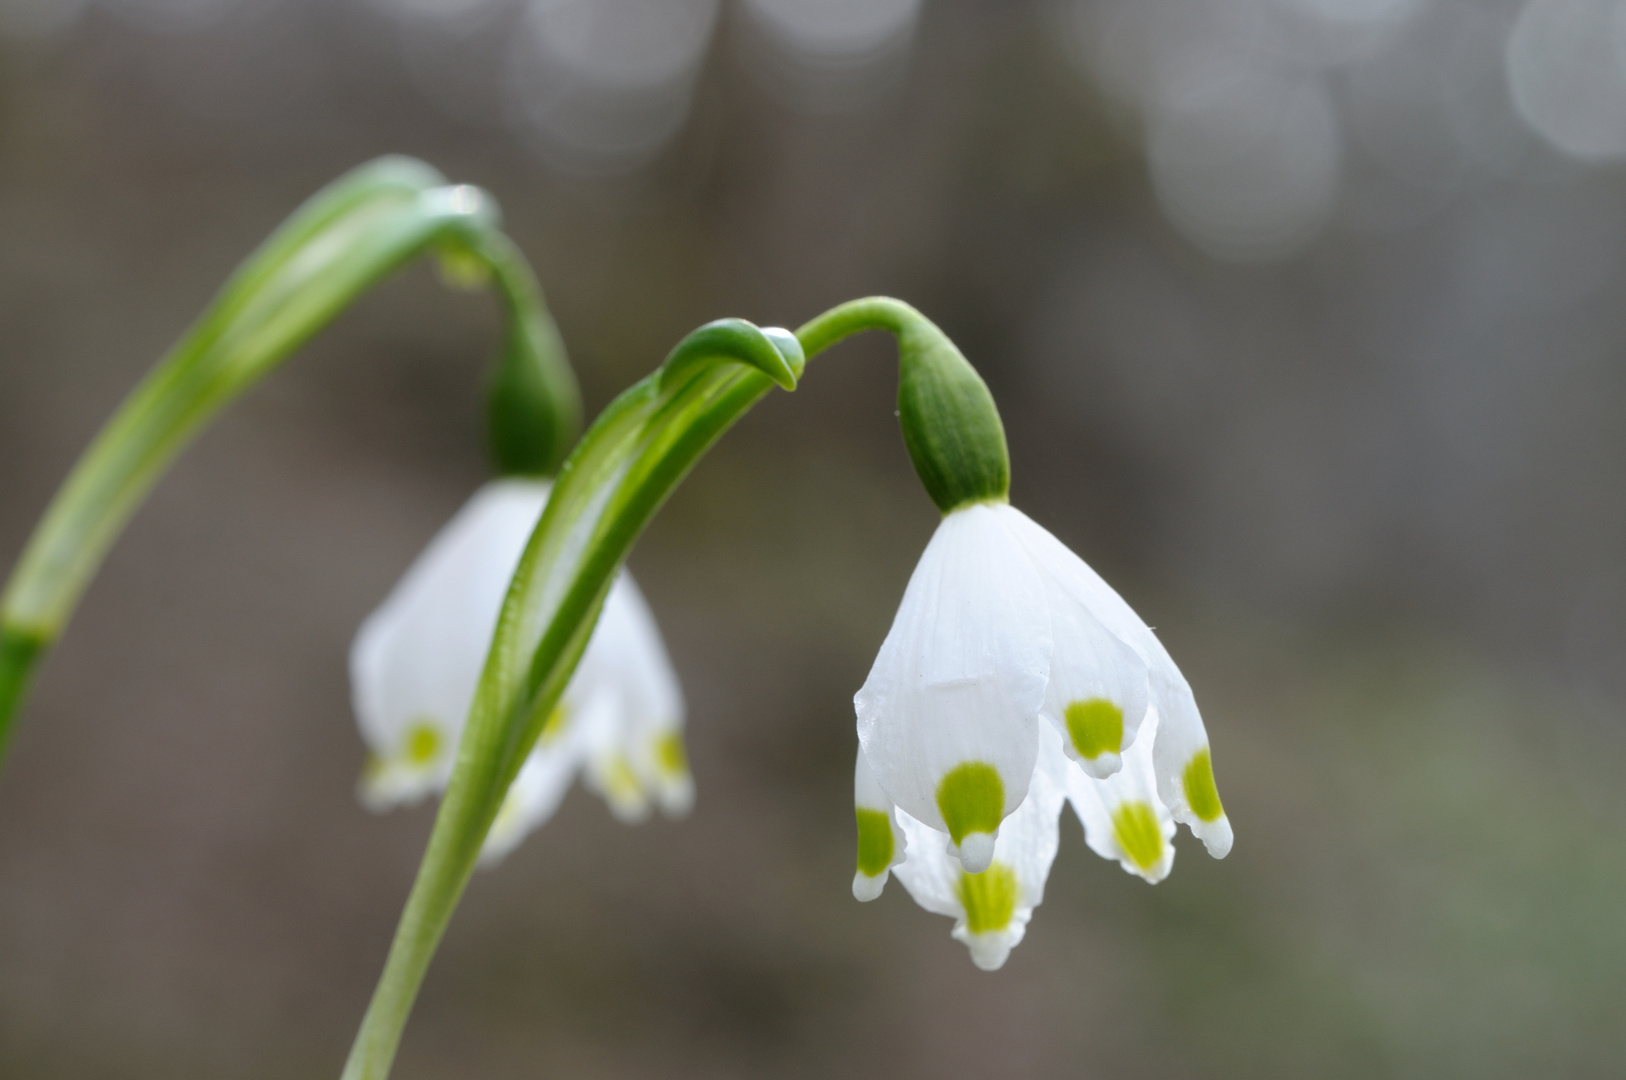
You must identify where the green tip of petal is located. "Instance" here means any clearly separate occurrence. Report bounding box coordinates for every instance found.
[955,861,1018,935]
[936,762,1005,846]
[490,786,524,836]
[654,730,688,777]
[405,721,444,766]
[594,753,651,823]
[1111,800,1166,873]
[538,704,570,746]
[604,753,642,800]
[855,808,896,878]
[1182,748,1225,823]
[1064,698,1124,761]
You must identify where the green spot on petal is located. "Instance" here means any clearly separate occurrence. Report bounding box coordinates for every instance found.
[604,753,642,802]
[955,861,1018,934]
[1064,698,1124,760]
[538,704,569,746]
[655,731,688,777]
[855,808,895,877]
[936,762,1004,846]
[1183,747,1224,823]
[405,721,443,766]
[1111,800,1165,872]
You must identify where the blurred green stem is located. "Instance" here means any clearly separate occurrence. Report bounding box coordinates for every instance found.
[0,157,579,774]
[342,297,994,1080]
[0,630,44,755]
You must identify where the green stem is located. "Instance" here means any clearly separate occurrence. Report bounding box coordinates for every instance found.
[803,299,1009,513]
[795,295,920,355]
[341,339,785,1080]
[0,159,579,779]
[340,299,981,1080]
[478,230,583,478]
[0,629,46,765]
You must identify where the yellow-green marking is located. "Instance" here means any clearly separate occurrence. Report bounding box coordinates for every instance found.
[936,762,1004,846]
[404,720,443,766]
[538,704,569,746]
[956,862,1017,934]
[855,808,895,877]
[1182,747,1224,823]
[1111,800,1165,872]
[1063,697,1123,761]
[602,752,642,803]
[655,730,688,777]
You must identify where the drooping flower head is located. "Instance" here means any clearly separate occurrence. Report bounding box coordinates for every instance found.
[350,478,689,863]
[839,303,1230,970]
[851,499,1231,967]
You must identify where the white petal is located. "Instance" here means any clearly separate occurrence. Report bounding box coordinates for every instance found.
[1032,569,1150,780]
[1001,506,1230,857]
[349,485,695,860]
[580,573,691,816]
[892,750,1065,971]
[854,504,1050,858]
[569,572,683,726]
[1063,706,1177,883]
[575,685,652,823]
[566,570,690,822]
[479,720,584,866]
[852,745,907,901]
[1150,678,1232,858]
[350,480,550,809]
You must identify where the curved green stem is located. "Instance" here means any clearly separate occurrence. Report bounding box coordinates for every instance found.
[799,297,1009,513]
[795,295,920,355]
[0,157,579,774]
[341,321,797,1080]
[478,230,582,478]
[341,297,1007,1079]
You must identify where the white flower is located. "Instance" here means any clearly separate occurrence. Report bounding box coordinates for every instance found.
[851,500,1231,968]
[350,479,691,864]
[891,726,1066,971]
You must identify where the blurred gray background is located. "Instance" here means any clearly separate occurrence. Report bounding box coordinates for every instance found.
[3,0,1626,1077]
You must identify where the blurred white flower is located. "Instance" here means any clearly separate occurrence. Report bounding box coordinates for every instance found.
[851,501,1230,968]
[350,479,691,864]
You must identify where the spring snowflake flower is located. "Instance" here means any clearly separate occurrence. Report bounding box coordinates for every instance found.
[350,479,691,863]
[852,501,1230,968]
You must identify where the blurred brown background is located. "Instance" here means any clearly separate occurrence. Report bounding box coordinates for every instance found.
[4,0,1626,1077]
